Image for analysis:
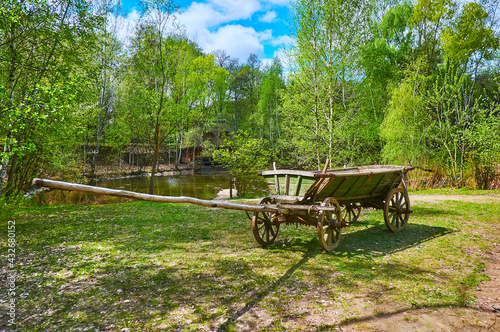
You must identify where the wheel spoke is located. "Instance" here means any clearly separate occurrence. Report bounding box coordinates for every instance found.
[269,225,276,237]
[391,213,398,226]
[389,210,396,220]
[398,192,404,205]
[348,209,354,222]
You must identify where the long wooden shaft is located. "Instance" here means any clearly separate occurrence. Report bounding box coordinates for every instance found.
[32,178,336,215]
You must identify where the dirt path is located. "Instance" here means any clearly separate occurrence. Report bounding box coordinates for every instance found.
[339,248,500,331]
[411,193,500,204]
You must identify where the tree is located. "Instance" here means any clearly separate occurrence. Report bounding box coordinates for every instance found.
[409,0,456,71]
[0,0,101,197]
[87,1,124,177]
[441,2,499,76]
[283,0,372,168]
[133,0,179,194]
[212,131,272,196]
[257,58,285,154]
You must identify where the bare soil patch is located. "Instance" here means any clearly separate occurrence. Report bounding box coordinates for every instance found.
[412,194,500,204]
[336,194,500,332]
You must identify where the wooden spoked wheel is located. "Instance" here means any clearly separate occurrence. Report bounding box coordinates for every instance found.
[341,203,361,224]
[384,187,410,233]
[317,197,342,252]
[252,197,280,246]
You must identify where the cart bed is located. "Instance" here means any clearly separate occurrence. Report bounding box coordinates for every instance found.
[261,165,413,207]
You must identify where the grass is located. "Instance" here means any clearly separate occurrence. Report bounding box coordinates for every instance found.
[1,193,499,331]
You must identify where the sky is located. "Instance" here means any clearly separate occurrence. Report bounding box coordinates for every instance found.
[117,0,294,65]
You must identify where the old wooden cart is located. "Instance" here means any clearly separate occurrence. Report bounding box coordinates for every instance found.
[33,163,413,252]
[256,164,414,251]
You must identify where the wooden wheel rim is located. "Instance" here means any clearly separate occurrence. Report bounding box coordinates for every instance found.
[252,197,279,246]
[342,203,361,223]
[317,197,341,251]
[384,187,410,233]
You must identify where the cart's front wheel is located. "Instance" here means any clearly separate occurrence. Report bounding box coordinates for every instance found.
[384,187,410,232]
[317,197,342,251]
[252,197,280,246]
[341,203,361,224]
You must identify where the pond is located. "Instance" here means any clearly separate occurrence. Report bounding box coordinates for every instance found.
[36,170,269,205]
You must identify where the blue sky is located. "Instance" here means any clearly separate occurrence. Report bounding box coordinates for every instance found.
[118,0,294,65]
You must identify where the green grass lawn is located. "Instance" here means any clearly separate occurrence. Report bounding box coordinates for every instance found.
[1,194,499,331]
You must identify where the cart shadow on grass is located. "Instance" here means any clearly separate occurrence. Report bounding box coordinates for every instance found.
[217,220,454,331]
[265,205,455,258]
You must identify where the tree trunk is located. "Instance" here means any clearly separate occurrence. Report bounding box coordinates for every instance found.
[0,142,10,196]
[91,77,106,177]
[4,151,17,197]
[192,144,196,171]
[149,121,160,195]
[177,124,183,166]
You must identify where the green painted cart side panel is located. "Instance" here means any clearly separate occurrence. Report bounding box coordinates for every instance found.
[315,172,402,202]
[316,176,358,201]
[263,174,316,196]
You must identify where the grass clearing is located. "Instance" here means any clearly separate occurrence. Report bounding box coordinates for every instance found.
[1,194,499,331]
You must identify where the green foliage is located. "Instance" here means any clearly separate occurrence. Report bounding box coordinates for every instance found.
[378,0,500,188]
[257,58,285,153]
[0,0,102,195]
[469,106,500,189]
[212,131,272,196]
[381,58,429,165]
[284,0,375,169]
[441,2,499,66]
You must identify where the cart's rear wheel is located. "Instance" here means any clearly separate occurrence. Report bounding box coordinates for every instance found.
[317,197,342,252]
[342,203,361,224]
[252,197,280,246]
[384,187,410,233]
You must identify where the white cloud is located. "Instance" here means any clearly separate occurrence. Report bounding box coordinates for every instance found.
[180,2,226,32]
[198,25,272,60]
[270,35,293,47]
[113,0,291,61]
[260,10,277,23]
[177,0,277,60]
[180,0,261,31]
[210,0,261,20]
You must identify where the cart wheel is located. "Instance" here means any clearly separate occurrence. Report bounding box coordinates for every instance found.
[317,197,342,252]
[252,197,280,246]
[341,203,361,224]
[384,187,410,233]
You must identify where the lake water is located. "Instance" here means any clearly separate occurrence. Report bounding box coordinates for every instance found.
[36,171,269,205]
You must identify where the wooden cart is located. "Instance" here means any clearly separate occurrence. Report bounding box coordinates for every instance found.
[33,163,413,252]
[255,164,414,251]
